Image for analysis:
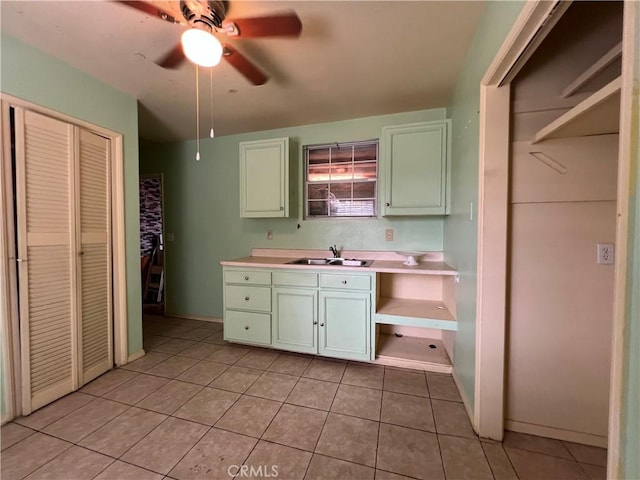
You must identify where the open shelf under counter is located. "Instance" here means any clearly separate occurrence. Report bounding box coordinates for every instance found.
[373,333,452,373]
[371,270,457,372]
[375,297,457,331]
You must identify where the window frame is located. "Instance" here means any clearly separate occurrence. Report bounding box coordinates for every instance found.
[303,139,379,219]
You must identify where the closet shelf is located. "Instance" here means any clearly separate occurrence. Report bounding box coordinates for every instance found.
[561,42,622,98]
[533,76,621,144]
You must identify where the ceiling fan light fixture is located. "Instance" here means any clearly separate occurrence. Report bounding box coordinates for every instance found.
[181,28,223,67]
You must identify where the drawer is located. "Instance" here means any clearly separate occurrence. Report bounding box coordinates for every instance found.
[224,310,271,345]
[273,271,318,287]
[319,273,371,291]
[224,269,271,285]
[226,285,271,312]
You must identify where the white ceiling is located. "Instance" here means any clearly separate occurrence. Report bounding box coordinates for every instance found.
[1,1,486,142]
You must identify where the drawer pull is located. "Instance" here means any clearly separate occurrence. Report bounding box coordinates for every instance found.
[341,280,347,285]
[320,323,325,327]
[245,296,250,301]
[244,325,249,330]
[244,275,250,281]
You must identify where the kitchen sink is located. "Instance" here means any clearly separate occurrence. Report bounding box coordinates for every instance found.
[287,258,373,267]
[287,258,331,265]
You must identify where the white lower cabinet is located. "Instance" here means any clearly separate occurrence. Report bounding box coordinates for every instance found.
[223,269,272,346]
[223,267,372,361]
[272,287,318,354]
[318,290,370,361]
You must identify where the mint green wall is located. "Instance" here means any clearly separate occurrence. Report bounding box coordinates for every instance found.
[622,151,640,477]
[620,5,640,474]
[140,109,446,318]
[0,35,143,356]
[443,2,525,407]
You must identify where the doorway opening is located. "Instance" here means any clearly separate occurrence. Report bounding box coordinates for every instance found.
[139,174,165,315]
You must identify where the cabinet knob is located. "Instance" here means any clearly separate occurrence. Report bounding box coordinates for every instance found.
[244,296,250,301]
[385,202,390,207]
[244,275,249,281]
[280,206,284,210]
[313,321,318,325]
[244,325,249,330]
[341,280,347,285]
[320,323,325,327]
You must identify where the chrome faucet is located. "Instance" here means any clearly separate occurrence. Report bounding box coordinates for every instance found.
[329,245,339,258]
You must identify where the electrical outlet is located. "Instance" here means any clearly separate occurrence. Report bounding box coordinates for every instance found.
[385,229,394,241]
[266,230,273,240]
[597,243,614,265]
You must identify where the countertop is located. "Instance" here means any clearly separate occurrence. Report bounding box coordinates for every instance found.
[220,249,457,276]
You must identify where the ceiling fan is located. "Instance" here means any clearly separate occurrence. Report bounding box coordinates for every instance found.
[117,0,302,85]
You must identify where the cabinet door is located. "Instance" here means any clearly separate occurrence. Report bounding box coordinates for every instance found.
[77,128,113,386]
[318,291,370,361]
[15,108,76,414]
[272,287,317,354]
[382,120,451,215]
[240,137,289,218]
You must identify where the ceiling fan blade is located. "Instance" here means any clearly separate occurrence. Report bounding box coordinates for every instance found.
[223,12,302,38]
[222,45,267,85]
[114,1,180,24]
[157,43,187,69]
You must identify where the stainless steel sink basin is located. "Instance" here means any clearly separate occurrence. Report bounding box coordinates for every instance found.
[287,258,373,267]
[287,258,332,265]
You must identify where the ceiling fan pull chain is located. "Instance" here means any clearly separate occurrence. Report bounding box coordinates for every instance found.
[196,65,201,161]
[210,67,215,139]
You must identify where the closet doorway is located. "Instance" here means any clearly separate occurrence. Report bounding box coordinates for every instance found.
[0,95,128,419]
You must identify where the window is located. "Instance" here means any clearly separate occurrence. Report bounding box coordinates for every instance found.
[304,140,378,218]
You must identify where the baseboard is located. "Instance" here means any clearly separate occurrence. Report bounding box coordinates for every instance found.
[505,419,608,448]
[127,349,146,363]
[1,412,13,426]
[165,313,223,323]
[452,367,477,434]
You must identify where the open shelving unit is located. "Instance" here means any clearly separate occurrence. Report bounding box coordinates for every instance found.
[533,76,622,144]
[372,267,457,372]
[532,39,623,145]
[376,297,456,330]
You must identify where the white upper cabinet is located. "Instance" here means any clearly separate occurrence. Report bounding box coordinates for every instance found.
[381,120,451,216]
[239,137,289,218]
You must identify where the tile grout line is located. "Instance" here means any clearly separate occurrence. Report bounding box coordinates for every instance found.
[301,361,345,478]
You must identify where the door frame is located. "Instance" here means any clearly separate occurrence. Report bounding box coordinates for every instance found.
[475,0,568,441]
[475,0,637,475]
[0,94,128,419]
[139,173,166,315]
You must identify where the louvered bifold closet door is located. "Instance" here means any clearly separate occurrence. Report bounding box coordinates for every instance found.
[76,128,112,384]
[15,109,77,414]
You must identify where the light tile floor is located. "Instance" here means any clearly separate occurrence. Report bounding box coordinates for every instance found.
[1,315,608,480]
